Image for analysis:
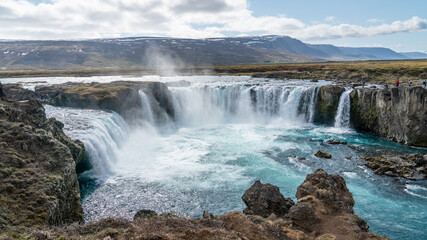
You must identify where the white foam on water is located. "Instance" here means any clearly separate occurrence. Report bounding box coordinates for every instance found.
[343,172,358,179]
[404,184,427,199]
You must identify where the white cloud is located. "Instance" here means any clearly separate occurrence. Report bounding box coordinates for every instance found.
[367,18,384,23]
[292,17,427,41]
[324,16,336,22]
[362,44,384,48]
[0,0,426,41]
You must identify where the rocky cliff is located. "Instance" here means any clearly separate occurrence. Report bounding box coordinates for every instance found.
[34,81,175,125]
[314,85,345,125]
[350,86,427,147]
[0,90,84,232]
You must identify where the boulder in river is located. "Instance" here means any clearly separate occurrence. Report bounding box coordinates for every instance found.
[315,150,332,158]
[326,139,348,145]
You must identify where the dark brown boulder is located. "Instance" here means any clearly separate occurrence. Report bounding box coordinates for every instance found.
[133,209,158,220]
[288,202,319,231]
[242,180,295,218]
[315,150,332,159]
[296,169,354,214]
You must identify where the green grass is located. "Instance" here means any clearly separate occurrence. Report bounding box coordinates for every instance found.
[1,59,427,84]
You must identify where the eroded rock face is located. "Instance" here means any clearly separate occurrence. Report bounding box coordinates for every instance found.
[0,99,84,231]
[242,180,295,217]
[288,202,319,231]
[314,85,346,125]
[35,81,175,126]
[2,83,40,101]
[0,83,6,100]
[351,86,427,147]
[296,169,355,214]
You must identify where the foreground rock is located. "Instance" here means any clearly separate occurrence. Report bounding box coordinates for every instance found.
[0,92,84,232]
[12,169,386,240]
[242,180,295,217]
[351,86,427,147]
[288,169,383,239]
[0,169,387,239]
[361,154,427,180]
[35,81,175,125]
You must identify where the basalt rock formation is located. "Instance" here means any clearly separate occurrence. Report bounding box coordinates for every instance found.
[314,85,345,125]
[1,84,41,101]
[0,92,84,232]
[242,180,295,217]
[35,81,175,125]
[240,169,385,239]
[361,154,427,180]
[288,169,382,239]
[350,86,427,147]
[0,83,6,100]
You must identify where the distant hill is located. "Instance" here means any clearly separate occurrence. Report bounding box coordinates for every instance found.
[399,52,427,59]
[0,35,418,70]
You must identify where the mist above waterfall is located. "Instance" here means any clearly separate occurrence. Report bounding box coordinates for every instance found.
[144,45,185,76]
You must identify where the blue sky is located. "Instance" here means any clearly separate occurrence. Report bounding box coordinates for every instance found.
[248,0,427,52]
[1,0,426,52]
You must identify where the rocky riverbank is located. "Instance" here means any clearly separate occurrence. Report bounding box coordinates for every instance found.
[0,84,85,232]
[2,169,388,240]
[361,154,427,180]
[34,81,175,125]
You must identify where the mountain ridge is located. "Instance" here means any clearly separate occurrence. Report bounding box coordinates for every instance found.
[0,35,422,70]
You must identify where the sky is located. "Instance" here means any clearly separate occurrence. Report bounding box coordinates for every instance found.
[0,0,426,52]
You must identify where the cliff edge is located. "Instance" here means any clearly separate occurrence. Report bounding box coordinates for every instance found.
[0,84,84,232]
[350,86,427,147]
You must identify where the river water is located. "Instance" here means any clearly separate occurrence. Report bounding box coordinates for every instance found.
[3,75,426,239]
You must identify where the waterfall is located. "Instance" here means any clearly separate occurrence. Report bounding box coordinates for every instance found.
[138,90,155,125]
[334,89,352,128]
[169,85,318,125]
[44,105,129,179]
[297,87,318,123]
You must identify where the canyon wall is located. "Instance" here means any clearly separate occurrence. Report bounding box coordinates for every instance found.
[0,87,84,231]
[350,86,427,147]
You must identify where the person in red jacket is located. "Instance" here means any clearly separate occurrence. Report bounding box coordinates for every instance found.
[396,79,399,87]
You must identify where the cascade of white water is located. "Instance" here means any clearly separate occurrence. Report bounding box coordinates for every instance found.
[138,90,155,125]
[44,105,129,179]
[169,85,318,126]
[295,87,318,123]
[334,89,353,128]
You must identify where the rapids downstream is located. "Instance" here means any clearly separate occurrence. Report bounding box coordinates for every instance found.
[4,75,426,240]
